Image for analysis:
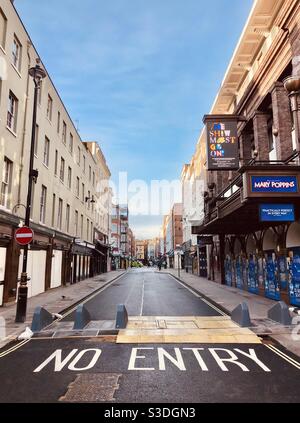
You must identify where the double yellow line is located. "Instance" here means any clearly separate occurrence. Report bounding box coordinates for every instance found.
[0,339,31,358]
[265,344,300,370]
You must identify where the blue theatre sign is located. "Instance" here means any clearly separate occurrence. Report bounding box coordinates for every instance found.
[259,204,295,222]
[243,172,300,200]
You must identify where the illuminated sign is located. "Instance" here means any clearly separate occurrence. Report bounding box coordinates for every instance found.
[259,204,295,222]
[251,176,298,193]
[204,116,239,171]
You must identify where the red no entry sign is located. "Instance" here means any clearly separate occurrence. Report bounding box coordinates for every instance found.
[15,227,34,246]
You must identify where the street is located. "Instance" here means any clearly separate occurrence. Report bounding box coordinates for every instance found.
[0,269,299,403]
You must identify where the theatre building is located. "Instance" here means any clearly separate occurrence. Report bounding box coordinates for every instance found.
[192,0,300,306]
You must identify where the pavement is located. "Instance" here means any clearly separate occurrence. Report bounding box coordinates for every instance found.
[164,268,300,357]
[0,270,126,349]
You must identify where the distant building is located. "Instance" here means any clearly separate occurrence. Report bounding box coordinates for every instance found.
[164,204,183,269]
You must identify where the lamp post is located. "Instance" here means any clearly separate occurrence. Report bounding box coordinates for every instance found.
[283,75,300,154]
[15,59,46,323]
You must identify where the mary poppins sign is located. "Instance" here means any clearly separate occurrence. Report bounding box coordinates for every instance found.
[204,115,240,171]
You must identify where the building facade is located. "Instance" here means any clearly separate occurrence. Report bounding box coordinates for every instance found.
[0,0,111,305]
[110,204,131,269]
[192,0,300,306]
[164,203,183,269]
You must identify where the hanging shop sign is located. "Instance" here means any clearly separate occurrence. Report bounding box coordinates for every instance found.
[203,115,239,171]
[259,204,295,222]
[288,250,300,307]
[251,175,298,193]
[264,254,281,301]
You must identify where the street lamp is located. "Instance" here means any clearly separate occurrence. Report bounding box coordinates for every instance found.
[283,75,300,154]
[15,59,46,323]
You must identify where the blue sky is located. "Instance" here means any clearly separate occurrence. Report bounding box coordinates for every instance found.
[15,0,253,239]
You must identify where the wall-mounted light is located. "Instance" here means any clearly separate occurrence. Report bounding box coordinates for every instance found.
[85,195,96,204]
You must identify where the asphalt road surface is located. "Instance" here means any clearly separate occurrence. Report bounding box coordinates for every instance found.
[63,269,221,321]
[0,269,299,403]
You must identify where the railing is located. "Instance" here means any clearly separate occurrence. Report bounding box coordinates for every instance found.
[203,151,300,222]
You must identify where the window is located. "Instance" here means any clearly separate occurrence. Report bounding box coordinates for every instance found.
[12,35,22,71]
[75,210,79,236]
[93,171,95,187]
[51,194,56,227]
[69,132,73,154]
[77,147,81,165]
[76,176,80,197]
[40,185,47,223]
[90,223,93,242]
[1,157,12,209]
[80,214,83,238]
[87,190,90,209]
[62,121,67,144]
[42,136,50,167]
[111,223,118,234]
[268,117,274,153]
[54,150,58,175]
[60,157,65,182]
[7,91,18,132]
[57,111,60,133]
[47,94,53,121]
[87,219,89,240]
[67,166,72,189]
[89,166,91,182]
[34,124,39,156]
[43,136,50,166]
[83,156,86,173]
[57,198,63,230]
[66,204,70,233]
[0,8,7,49]
[82,183,85,202]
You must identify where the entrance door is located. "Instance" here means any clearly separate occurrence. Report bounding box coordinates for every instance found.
[199,248,208,277]
[51,250,62,288]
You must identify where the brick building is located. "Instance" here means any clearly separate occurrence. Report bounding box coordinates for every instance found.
[192,0,300,306]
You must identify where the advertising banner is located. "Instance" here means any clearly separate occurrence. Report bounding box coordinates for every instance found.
[259,204,295,222]
[278,256,288,291]
[204,116,239,171]
[288,249,300,307]
[235,256,243,290]
[248,255,259,295]
[265,253,281,301]
[225,255,232,287]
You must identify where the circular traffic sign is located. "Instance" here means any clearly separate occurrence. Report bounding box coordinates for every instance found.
[15,227,34,246]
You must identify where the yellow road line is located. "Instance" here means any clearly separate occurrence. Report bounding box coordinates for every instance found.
[56,273,126,321]
[265,344,300,370]
[0,339,31,358]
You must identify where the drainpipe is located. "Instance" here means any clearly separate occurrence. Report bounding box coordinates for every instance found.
[17,41,32,211]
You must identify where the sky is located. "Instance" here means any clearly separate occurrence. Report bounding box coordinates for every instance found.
[15,0,253,239]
